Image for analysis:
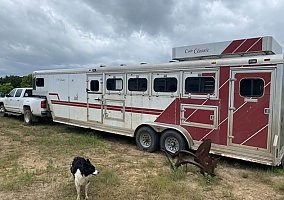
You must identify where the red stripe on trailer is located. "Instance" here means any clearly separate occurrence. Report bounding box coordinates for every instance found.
[51,100,162,115]
[234,37,262,53]
[245,37,262,52]
[221,39,245,54]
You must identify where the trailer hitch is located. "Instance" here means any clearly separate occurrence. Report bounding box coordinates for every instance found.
[163,139,217,176]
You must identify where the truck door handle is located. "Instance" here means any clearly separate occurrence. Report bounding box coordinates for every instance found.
[94,98,101,101]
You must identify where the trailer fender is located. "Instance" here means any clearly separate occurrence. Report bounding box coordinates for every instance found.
[136,122,194,149]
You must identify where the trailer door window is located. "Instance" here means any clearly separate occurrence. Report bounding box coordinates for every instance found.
[107,78,123,91]
[90,80,99,92]
[128,78,147,92]
[36,78,44,87]
[185,77,215,94]
[154,77,177,92]
[240,78,264,97]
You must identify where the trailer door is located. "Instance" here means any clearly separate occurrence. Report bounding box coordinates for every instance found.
[229,69,274,151]
[87,74,103,123]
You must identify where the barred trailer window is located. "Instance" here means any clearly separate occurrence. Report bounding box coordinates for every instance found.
[128,78,147,92]
[107,78,123,91]
[185,77,215,94]
[154,77,177,92]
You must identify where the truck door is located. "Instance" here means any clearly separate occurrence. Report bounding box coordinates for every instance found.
[229,69,274,151]
[4,89,16,112]
[87,74,103,123]
[14,89,24,113]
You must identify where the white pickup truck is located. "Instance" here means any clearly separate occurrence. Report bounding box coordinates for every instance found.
[0,88,51,124]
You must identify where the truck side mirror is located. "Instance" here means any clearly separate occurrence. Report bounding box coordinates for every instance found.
[5,94,11,97]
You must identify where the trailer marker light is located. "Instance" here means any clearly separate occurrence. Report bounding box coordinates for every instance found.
[248,59,257,64]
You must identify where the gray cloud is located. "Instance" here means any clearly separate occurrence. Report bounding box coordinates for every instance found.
[0,0,283,77]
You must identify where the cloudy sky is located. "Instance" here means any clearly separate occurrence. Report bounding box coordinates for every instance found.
[0,0,283,77]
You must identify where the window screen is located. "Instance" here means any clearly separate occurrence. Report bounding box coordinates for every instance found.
[90,80,99,92]
[154,77,177,92]
[15,89,23,97]
[185,77,215,94]
[240,78,264,97]
[128,78,147,92]
[36,78,44,87]
[106,78,123,91]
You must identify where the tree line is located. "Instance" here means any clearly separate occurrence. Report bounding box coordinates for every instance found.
[0,74,32,96]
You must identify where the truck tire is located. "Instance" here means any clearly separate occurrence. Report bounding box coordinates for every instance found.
[0,104,6,117]
[24,109,34,124]
[135,126,159,152]
[160,130,186,154]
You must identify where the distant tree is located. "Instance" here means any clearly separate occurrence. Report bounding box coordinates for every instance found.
[21,74,33,87]
[2,75,22,88]
[0,82,13,95]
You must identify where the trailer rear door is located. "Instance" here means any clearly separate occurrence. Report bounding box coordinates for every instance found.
[229,69,275,151]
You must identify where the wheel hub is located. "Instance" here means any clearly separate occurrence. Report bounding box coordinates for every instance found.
[165,137,179,153]
[140,133,152,148]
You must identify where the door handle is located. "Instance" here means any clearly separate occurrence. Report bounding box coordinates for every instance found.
[94,98,101,101]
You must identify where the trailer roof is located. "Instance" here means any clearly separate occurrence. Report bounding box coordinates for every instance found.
[33,54,284,75]
[172,36,282,61]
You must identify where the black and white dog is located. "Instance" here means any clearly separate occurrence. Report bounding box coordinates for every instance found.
[70,157,99,200]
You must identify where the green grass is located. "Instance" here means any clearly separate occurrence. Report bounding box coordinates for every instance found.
[1,117,284,199]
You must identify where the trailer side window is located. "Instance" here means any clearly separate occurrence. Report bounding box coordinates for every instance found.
[185,77,215,94]
[107,78,123,91]
[128,78,147,92]
[90,80,99,92]
[240,78,264,97]
[154,77,177,92]
[36,78,44,87]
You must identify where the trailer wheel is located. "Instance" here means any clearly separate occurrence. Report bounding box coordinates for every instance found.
[0,104,6,117]
[135,126,159,152]
[24,109,34,125]
[160,130,186,154]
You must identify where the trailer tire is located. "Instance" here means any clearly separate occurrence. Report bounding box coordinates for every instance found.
[0,104,6,117]
[135,126,159,152]
[24,109,34,125]
[160,130,186,154]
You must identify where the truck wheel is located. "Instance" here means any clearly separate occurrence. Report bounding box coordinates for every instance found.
[0,104,6,117]
[135,126,159,152]
[24,109,34,124]
[160,130,186,154]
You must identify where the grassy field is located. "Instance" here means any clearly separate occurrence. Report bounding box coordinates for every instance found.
[0,116,284,200]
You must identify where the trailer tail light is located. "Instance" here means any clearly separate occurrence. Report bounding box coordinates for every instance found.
[41,100,47,109]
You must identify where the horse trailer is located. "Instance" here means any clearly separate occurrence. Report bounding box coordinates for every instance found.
[33,36,284,166]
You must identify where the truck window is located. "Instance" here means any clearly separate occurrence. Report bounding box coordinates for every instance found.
[15,89,23,97]
[8,89,16,97]
[128,78,147,92]
[106,78,123,91]
[185,77,215,94]
[240,78,264,98]
[154,77,177,92]
[24,90,32,97]
[36,78,44,87]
